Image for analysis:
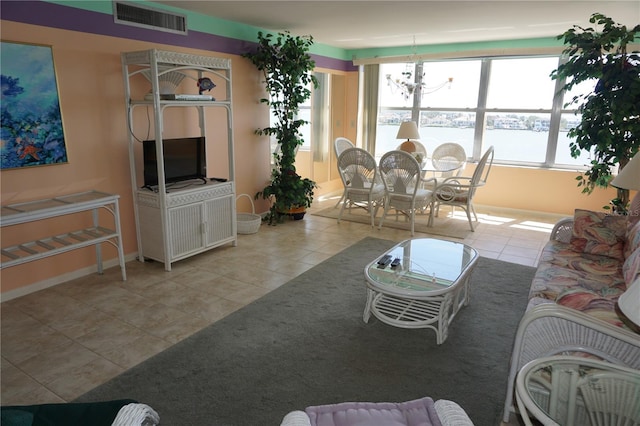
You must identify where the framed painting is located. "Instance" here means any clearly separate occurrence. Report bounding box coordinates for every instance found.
[1,41,68,169]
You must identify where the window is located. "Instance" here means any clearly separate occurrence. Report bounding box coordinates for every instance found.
[375,56,591,168]
[269,72,329,171]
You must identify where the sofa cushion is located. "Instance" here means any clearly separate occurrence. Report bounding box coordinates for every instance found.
[570,209,627,260]
[530,238,628,329]
[305,397,443,426]
[540,240,622,276]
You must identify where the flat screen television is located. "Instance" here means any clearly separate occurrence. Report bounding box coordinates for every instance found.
[143,136,206,187]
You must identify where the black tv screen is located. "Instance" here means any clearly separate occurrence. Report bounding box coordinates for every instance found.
[143,137,206,187]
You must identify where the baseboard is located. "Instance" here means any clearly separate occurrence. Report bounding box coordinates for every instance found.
[472,203,569,221]
[0,253,138,302]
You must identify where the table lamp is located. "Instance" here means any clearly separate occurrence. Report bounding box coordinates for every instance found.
[396,121,420,153]
[611,152,640,223]
[396,121,420,142]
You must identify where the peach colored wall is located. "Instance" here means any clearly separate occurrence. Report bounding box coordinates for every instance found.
[462,164,619,215]
[0,20,270,294]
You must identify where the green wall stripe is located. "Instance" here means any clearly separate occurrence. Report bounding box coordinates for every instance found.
[42,1,569,62]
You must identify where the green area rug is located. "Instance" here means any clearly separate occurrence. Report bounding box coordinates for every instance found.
[310,205,473,239]
[76,237,534,425]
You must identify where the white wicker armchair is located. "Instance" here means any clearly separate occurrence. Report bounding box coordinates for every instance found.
[516,356,640,426]
[503,304,640,423]
[112,403,159,426]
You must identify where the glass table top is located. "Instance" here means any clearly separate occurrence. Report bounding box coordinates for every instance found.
[365,238,478,294]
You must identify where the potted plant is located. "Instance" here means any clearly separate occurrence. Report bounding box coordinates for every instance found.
[551,13,640,213]
[244,31,319,224]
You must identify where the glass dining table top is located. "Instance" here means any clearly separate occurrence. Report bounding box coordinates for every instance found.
[365,238,478,296]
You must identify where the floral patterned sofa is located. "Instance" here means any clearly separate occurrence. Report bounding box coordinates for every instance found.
[502,209,640,423]
[529,209,640,330]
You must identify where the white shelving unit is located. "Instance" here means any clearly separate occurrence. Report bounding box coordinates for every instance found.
[0,191,127,280]
[122,49,237,271]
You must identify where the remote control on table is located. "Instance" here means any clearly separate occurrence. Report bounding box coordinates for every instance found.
[390,257,401,268]
[377,255,393,268]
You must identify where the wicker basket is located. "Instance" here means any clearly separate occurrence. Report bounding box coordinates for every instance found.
[236,194,261,234]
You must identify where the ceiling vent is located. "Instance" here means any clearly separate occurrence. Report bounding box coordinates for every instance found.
[113,1,187,35]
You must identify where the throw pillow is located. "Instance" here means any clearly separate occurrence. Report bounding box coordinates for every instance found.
[570,209,627,260]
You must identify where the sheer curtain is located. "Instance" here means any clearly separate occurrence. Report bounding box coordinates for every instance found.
[358,64,379,153]
[312,72,329,162]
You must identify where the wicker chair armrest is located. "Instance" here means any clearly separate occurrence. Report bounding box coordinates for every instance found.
[434,400,475,426]
[439,176,470,186]
[434,177,471,192]
[111,403,159,426]
[280,411,312,426]
[502,303,640,423]
[421,176,438,186]
[550,217,574,243]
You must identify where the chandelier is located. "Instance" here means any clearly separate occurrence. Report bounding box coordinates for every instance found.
[385,37,453,101]
[386,63,453,101]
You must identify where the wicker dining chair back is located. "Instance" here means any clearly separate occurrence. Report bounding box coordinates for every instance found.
[336,147,385,226]
[334,137,355,158]
[378,150,433,236]
[431,142,467,179]
[430,145,494,231]
[396,140,428,164]
[333,137,356,207]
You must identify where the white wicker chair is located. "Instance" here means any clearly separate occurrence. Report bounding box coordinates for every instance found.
[396,140,428,166]
[378,150,434,236]
[279,399,474,426]
[429,146,493,231]
[515,356,640,426]
[430,142,467,180]
[503,304,640,424]
[111,403,159,426]
[333,137,356,207]
[334,137,355,157]
[337,147,385,227]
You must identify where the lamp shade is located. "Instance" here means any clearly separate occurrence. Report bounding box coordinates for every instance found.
[618,277,640,327]
[396,121,420,141]
[611,153,640,191]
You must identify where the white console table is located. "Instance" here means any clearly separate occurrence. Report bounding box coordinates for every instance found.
[0,191,126,280]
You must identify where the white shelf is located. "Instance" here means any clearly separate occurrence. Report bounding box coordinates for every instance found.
[0,191,126,279]
[122,49,237,271]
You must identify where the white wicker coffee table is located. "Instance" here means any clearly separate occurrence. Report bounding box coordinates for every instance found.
[364,238,478,344]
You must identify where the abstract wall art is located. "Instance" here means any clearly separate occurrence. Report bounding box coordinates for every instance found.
[1,41,68,169]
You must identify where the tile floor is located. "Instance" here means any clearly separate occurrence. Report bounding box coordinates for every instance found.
[1,196,564,424]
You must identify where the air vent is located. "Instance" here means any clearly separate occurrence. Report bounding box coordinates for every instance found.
[114,1,187,35]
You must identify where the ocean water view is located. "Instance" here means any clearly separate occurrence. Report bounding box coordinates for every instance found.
[374,124,589,167]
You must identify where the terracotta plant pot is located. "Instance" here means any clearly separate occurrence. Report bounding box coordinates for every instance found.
[288,206,306,220]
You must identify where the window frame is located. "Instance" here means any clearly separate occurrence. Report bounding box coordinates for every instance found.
[375,55,590,170]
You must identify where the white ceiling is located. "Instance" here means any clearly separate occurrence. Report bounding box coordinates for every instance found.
[156,1,640,50]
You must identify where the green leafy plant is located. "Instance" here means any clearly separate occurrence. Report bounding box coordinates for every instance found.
[244,31,318,224]
[551,13,640,213]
